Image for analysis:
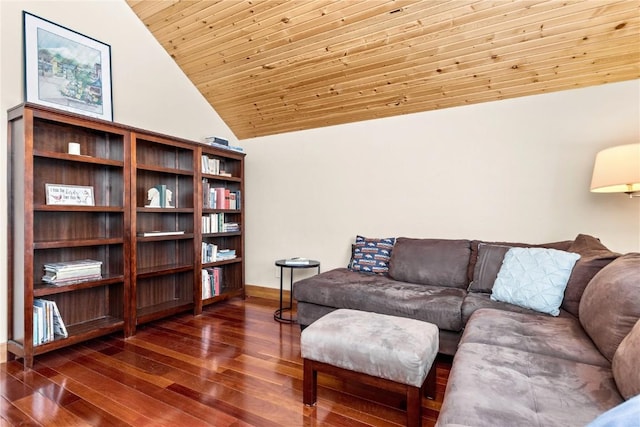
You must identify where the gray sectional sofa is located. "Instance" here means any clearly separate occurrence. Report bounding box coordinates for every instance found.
[292,234,640,426]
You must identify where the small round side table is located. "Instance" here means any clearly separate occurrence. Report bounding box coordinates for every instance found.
[274,259,320,323]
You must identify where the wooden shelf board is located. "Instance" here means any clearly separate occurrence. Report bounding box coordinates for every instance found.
[202,209,241,214]
[202,231,242,237]
[34,237,124,249]
[33,316,125,355]
[137,301,194,324]
[136,164,194,175]
[136,207,194,213]
[34,149,124,166]
[34,276,125,296]
[202,288,244,306]
[201,173,242,182]
[136,233,195,242]
[34,205,125,212]
[202,257,242,268]
[136,264,194,278]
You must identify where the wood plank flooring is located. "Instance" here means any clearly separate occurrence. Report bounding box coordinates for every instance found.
[1,296,451,426]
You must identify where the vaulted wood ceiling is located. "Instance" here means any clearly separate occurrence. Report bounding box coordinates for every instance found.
[127,0,640,139]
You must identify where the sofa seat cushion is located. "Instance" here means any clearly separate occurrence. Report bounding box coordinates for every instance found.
[388,238,471,289]
[293,268,466,331]
[436,342,623,427]
[461,292,572,325]
[612,318,640,399]
[461,308,610,367]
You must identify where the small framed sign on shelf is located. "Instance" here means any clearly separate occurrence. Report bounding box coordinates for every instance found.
[45,184,95,206]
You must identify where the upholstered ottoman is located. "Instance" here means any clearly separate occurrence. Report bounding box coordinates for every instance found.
[301,309,439,427]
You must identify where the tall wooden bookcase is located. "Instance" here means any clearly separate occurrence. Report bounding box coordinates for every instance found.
[7,103,245,368]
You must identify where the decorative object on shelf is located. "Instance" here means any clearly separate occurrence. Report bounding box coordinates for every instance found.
[591,143,640,198]
[23,12,113,121]
[45,184,95,206]
[67,142,81,155]
[145,185,173,207]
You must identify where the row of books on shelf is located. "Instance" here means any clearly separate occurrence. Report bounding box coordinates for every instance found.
[202,213,239,234]
[201,155,232,177]
[42,259,102,286]
[202,243,237,263]
[202,267,223,299]
[33,299,68,345]
[202,180,241,210]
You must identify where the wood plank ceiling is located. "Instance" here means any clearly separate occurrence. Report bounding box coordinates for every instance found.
[126,0,640,140]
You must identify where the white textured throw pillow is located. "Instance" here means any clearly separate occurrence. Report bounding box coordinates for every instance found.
[491,247,580,316]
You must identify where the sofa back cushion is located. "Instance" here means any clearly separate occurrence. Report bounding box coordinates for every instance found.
[388,238,471,289]
[579,253,640,362]
[562,234,619,317]
[469,243,511,293]
[467,239,573,285]
[612,318,640,400]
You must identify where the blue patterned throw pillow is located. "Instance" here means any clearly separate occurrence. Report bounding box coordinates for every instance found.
[350,235,396,274]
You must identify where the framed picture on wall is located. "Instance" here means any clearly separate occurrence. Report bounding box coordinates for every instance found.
[23,11,113,121]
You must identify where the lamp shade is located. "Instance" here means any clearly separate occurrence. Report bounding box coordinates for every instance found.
[590,143,640,193]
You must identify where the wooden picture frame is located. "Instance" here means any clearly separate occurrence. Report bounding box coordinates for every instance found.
[45,184,95,206]
[23,11,113,121]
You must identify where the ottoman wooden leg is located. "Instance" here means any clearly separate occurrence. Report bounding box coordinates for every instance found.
[424,362,437,400]
[303,358,317,406]
[406,385,422,427]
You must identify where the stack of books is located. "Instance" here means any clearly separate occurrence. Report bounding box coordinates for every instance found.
[222,222,240,232]
[204,136,244,153]
[216,249,237,261]
[42,259,102,285]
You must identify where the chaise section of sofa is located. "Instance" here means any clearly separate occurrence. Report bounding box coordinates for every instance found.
[437,253,640,427]
[294,237,474,355]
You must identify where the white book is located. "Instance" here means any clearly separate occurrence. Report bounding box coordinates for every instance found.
[137,230,185,237]
[49,300,68,338]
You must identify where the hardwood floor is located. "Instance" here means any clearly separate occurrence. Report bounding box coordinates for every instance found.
[1,296,451,426]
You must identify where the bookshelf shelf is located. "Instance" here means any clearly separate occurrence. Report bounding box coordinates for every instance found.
[8,103,245,368]
[34,276,126,296]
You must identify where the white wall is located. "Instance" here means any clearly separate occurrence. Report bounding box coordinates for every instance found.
[0,0,235,347]
[242,80,640,290]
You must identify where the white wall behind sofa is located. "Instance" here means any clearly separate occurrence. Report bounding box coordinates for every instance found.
[241,80,640,290]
